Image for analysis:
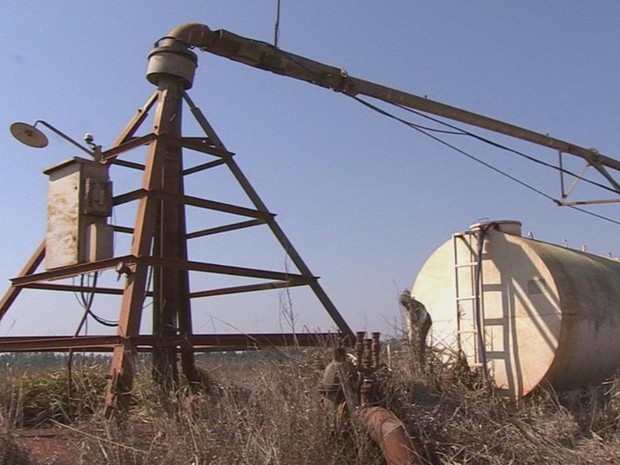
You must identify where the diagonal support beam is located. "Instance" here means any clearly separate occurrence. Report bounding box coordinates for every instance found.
[0,241,45,321]
[185,92,353,338]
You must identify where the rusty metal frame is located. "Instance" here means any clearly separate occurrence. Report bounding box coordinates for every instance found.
[0,332,349,352]
[0,241,45,320]
[1,75,352,417]
[5,21,619,418]
[10,255,134,286]
[557,151,620,206]
[182,92,354,338]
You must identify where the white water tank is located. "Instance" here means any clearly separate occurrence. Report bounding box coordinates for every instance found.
[410,220,620,398]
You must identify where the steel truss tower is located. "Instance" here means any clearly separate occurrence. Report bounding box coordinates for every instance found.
[0,39,352,416]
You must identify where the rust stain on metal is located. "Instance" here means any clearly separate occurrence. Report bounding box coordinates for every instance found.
[319,332,421,465]
[358,406,421,465]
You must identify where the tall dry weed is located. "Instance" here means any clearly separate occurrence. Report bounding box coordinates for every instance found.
[5,349,620,464]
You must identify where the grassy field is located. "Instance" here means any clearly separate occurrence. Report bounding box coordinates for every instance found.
[1,348,620,464]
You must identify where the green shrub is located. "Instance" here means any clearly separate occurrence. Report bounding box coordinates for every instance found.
[0,362,107,427]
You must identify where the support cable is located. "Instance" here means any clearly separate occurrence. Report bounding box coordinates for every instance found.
[72,273,118,329]
[351,96,620,227]
[355,96,619,196]
[390,100,620,196]
[246,40,618,196]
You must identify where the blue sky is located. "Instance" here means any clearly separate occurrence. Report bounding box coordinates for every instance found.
[1,2,619,337]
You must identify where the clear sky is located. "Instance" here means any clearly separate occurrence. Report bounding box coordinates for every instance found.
[1,1,619,338]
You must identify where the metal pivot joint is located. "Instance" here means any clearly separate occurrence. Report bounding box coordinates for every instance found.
[147,39,198,90]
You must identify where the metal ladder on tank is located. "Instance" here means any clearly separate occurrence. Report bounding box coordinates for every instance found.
[452,231,487,372]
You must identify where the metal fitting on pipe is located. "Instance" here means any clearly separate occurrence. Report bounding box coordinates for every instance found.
[146,23,216,90]
[146,42,198,89]
[318,347,358,410]
[354,331,365,365]
[371,332,381,368]
[161,23,215,48]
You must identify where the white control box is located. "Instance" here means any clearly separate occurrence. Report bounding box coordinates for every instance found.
[43,157,113,270]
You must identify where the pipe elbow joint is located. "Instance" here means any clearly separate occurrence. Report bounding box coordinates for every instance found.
[146,23,214,90]
[163,23,214,48]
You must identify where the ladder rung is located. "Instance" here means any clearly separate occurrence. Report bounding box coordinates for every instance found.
[456,296,476,301]
[453,232,475,238]
[457,330,479,334]
[455,262,479,268]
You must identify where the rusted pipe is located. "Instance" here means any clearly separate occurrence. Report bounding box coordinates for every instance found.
[354,331,365,365]
[371,331,381,368]
[160,23,215,48]
[358,406,420,465]
[154,22,620,176]
[147,24,216,90]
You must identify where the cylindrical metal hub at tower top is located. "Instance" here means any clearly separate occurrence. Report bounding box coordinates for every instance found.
[410,220,620,398]
[146,42,198,89]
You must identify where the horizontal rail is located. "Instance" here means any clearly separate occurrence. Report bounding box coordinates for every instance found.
[190,278,310,298]
[187,219,265,239]
[0,332,350,352]
[11,255,134,286]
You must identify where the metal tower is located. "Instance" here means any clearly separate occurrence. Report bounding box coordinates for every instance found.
[0,33,352,416]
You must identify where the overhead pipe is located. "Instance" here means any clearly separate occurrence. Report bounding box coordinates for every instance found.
[149,22,620,180]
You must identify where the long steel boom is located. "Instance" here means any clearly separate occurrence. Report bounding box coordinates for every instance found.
[160,23,620,175]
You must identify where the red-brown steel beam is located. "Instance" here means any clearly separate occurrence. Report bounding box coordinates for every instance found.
[110,159,146,171]
[108,91,159,148]
[101,133,157,161]
[0,333,348,352]
[182,158,228,176]
[0,241,45,320]
[17,283,127,296]
[11,255,133,287]
[152,77,185,390]
[186,219,265,239]
[189,278,310,298]
[176,162,197,384]
[141,256,312,282]
[181,193,274,219]
[182,92,354,339]
[179,137,232,157]
[104,85,172,416]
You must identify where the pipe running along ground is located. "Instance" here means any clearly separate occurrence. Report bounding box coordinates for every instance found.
[358,406,420,465]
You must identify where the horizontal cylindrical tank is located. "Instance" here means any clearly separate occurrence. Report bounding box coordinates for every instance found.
[410,220,620,398]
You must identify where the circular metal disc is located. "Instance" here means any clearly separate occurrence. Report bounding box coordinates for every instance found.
[10,122,48,148]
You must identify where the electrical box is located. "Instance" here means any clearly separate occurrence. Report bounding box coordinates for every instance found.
[43,157,113,270]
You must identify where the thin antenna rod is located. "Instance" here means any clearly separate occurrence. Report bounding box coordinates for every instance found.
[274,0,281,48]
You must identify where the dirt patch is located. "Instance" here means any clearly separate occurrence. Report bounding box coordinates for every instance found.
[14,426,81,465]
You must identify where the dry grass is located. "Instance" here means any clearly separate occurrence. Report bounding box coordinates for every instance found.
[2,349,620,464]
[0,418,33,465]
[77,354,383,465]
[381,349,620,465]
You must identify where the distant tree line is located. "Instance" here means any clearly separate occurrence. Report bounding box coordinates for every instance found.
[0,347,325,373]
[0,352,110,372]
